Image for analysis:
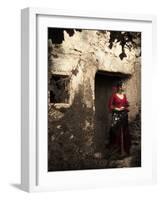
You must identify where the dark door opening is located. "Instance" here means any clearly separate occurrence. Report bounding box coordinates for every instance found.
[94,71,128,153]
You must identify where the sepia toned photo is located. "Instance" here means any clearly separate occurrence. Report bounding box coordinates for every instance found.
[48,28,141,171]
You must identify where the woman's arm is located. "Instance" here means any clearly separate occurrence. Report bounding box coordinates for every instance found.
[108,94,115,112]
[124,94,129,111]
[116,107,125,111]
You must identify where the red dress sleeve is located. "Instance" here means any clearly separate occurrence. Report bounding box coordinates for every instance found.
[124,94,129,111]
[108,94,115,112]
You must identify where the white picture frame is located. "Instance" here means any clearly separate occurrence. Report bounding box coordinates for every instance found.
[21,7,157,192]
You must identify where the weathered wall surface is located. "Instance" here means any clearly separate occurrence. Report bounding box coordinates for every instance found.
[48,29,141,170]
[49,30,141,112]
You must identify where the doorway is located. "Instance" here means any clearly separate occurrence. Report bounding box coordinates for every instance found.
[94,71,127,153]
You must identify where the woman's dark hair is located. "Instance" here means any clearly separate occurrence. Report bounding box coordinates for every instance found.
[116,80,123,88]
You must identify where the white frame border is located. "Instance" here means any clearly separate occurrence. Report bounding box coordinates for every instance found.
[21,7,157,192]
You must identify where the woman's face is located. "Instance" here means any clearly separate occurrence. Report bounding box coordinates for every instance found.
[122,83,126,91]
[118,84,125,92]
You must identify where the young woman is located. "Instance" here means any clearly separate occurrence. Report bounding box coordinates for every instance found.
[108,81,131,156]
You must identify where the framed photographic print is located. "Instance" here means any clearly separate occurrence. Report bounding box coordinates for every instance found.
[21,7,156,192]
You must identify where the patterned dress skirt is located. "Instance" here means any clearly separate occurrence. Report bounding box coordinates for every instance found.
[109,110,131,155]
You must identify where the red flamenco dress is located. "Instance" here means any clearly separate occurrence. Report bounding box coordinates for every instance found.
[108,93,131,155]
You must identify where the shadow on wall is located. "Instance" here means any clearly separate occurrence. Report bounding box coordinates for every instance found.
[48,88,95,171]
[48,72,141,171]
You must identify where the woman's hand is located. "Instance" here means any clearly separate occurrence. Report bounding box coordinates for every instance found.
[114,107,125,111]
[120,106,125,111]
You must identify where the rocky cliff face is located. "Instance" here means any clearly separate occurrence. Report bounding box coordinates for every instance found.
[48,29,141,171]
